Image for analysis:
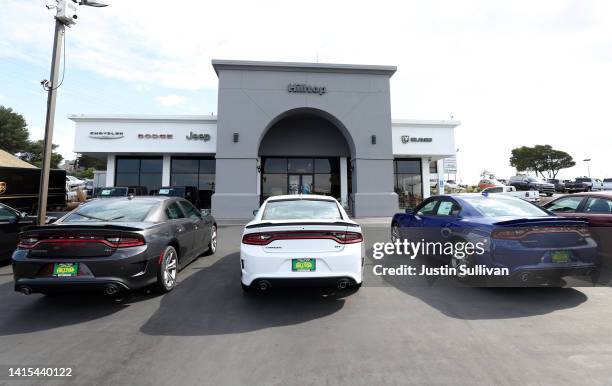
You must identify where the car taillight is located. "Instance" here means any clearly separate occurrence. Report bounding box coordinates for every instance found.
[105,236,146,248]
[241,231,363,245]
[17,234,145,249]
[492,226,591,240]
[18,237,39,249]
[242,233,273,245]
[332,232,363,244]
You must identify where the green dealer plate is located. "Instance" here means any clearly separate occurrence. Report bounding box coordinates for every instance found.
[53,263,78,277]
[292,259,316,272]
[551,250,571,264]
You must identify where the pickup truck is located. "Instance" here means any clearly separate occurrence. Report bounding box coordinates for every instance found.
[602,178,612,191]
[565,177,604,192]
[482,185,540,203]
[508,176,555,196]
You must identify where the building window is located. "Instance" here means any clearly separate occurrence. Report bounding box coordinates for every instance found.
[115,157,162,195]
[261,157,340,202]
[394,158,423,209]
[170,157,216,209]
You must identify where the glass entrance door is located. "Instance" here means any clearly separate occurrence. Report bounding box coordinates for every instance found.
[288,174,313,195]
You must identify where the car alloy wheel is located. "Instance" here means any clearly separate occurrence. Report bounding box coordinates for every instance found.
[391,223,401,243]
[450,243,472,281]
[153,246,178,293]
[206,225,217,255]
[162,248,178,290]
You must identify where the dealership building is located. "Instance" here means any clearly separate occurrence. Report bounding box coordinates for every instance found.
[70,60,459,220]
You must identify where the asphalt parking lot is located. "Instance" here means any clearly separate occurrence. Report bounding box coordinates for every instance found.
[0,224,612,385]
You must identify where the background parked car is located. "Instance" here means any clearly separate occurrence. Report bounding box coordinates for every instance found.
[0,203,55,263]
[602,178,612,191]
[482,185,540,203]
[157,186,200,208]
[542,192,612,256]
[66,175,86,190]
[547,179,566,193]
[478,179,503,190]
[565,177,604,192]
[97,186,148,198]
[508,176,555,196]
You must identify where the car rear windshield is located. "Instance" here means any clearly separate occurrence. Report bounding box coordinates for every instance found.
[63,199,158,222]
[462,196,549,217]
[262,199,342,220]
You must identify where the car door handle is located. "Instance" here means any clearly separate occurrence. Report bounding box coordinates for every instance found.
[177,226,184,232]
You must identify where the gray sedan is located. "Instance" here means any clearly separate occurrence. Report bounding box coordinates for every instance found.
[12,196,217,296]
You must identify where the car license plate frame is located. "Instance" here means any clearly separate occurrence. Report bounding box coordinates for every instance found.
[53,263,79,277]
[292,258,316,272]
[551,250,571,264]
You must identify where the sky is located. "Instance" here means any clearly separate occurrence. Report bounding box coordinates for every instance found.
[1,0,611,184]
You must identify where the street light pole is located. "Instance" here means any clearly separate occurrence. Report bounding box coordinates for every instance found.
[583,158,592,178]
[37,20,65,225]
[36,0,107,225]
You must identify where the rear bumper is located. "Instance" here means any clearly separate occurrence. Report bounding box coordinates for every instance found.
[14,278,132,294]
[510,264,596,280]
[240,243,364,286]
[11,246,159,293]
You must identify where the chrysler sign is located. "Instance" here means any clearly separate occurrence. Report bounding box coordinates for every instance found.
[89,131,124,139]
[288,83,327,95]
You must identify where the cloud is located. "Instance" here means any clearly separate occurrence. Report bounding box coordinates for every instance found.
[2,0,612,181]
[155,94,186,107]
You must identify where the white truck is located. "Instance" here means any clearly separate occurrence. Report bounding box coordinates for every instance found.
[482,185,540,203]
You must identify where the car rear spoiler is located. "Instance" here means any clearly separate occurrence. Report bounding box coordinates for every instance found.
[21,224,146,233]
[493,217,588,227]
[246,221,359,229]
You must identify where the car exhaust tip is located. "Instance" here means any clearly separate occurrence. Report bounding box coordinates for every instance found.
[258,280,271,291]
[20,286,32,296]
[105,284,119,296]
[337,279,350,290]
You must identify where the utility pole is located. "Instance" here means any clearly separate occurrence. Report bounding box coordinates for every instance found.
[36,0,107,225]
[37,20,65,225]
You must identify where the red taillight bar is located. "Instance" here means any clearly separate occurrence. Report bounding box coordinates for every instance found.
[491,225,590,240]
[18,235,145,249]
[242,231,363,245]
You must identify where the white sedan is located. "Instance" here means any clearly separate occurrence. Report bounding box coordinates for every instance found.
[240,195,364,292]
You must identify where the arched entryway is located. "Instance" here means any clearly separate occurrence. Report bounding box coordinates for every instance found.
[258,109,354,206]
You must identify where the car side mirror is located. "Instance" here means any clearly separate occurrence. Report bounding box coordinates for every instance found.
[20,212,27,219]
[200,209,211,216]
[253,209,259,216]
[404,208,413,214]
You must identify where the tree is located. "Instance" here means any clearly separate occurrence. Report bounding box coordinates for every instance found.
[18,140,64,169]
[0,105,30,154]
[76,154,106,170]
[510,145,575,179]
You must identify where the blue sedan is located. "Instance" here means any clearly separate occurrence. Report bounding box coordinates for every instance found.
[391,193,599,283]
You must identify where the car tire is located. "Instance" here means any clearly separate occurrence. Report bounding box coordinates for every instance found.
[450,239,475,283]
[153,246,178,294]
[205,225,217,256]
